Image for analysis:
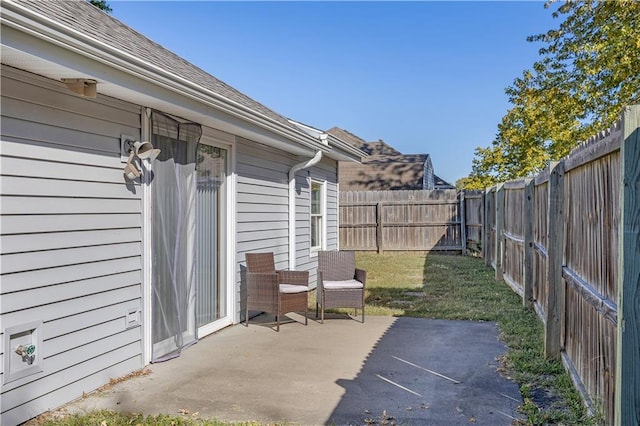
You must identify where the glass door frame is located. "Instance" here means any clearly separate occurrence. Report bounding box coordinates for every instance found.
[195,132,234,338]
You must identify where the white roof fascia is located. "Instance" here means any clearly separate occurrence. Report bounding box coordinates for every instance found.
[1,0,328,155]
[287,119,324,138]
[287,119,365,162]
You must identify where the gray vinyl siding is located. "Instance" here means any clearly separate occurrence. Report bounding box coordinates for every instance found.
[319,157,340,251]
[295,157,339,287]
[0,66,144,425]
[235,138,292,264]
[234,140,343,315]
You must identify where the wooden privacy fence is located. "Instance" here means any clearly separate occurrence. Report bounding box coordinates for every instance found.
[339,190,484,254]
[483,105,639,425]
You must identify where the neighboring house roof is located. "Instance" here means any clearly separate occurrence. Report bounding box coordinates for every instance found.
[327,127,368,151]
[327,127,402,156]
[364,154,429,165]
[339,154,429,191]
[434,174,456,189]
[0,0,360,162]
[363,141,402,156]
[328,127,454,190]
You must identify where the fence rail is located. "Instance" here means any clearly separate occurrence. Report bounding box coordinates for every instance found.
[339,189,483,254]
[482,105,639,425]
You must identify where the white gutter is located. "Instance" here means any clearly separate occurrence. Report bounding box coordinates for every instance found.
[288,150,323,270]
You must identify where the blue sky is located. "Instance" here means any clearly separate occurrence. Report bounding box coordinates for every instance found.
[112,1,560,185]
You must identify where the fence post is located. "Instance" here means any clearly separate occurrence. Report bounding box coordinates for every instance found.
[523,178,534,308]
[460,191,467,255]
[376,201,384,254]
[545,160,565,360]
[495,184,505,282]
[615,105,640,426]
[483,187,491,266]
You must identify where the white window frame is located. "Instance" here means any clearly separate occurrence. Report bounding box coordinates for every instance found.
[310,179,326,254]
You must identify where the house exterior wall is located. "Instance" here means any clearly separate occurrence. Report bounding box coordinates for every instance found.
[236,137,292,263]
[0,66,144,425]
[235,140,338,300]
[296,157,339,287]
[0,67,343,425]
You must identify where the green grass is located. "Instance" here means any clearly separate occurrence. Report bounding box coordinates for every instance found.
[31,410,266,426]
[33,252,601,425]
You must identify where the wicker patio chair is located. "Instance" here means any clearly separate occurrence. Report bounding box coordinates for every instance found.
[245,252,310,331]
[316,250,366,323]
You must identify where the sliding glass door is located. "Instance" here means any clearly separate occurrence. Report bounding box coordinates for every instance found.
[195,144,227,328]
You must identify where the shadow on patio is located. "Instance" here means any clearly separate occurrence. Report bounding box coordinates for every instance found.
[328,316,522,425]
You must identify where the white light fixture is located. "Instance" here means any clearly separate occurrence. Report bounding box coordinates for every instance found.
[61,78,97,98]
[123,151,141,180]
[121,135,161,181]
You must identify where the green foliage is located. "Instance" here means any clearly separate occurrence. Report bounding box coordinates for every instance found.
[88,0,112,13]
[460,0,640,189]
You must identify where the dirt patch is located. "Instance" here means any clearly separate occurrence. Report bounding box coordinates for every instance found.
[21,368,152,425]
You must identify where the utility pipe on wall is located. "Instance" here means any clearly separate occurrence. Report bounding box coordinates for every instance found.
[288,150,323,270]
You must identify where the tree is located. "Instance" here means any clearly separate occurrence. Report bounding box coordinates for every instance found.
[460,0,640,189]
[88,0,112,13]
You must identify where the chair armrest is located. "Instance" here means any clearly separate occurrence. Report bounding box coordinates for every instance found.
[355,268,366,287]
[278,270,309,287]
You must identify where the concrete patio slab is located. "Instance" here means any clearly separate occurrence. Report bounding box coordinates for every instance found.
[58,315,522,425]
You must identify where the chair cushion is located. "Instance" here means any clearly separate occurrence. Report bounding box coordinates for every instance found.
[323,279,364,290]
[279,284,308,294]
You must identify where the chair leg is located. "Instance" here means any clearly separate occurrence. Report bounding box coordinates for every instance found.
[245,305,249,327]
[304,306,308,325]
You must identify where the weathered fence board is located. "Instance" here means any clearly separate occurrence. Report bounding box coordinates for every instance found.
[615,106,640,426]
[464,191,484,256]
[485,187,496,268]
[503,181,525,297]
[482,105,639,425]
[339,190,465,252]
[533,180,549,320]
[545,160,565,360]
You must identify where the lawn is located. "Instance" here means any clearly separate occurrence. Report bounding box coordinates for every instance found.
[34,252,599,426]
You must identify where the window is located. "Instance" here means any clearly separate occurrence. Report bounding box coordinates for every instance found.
[311,180,325,251]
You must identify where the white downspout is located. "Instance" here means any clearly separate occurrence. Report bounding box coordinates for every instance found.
[289,150,323,270]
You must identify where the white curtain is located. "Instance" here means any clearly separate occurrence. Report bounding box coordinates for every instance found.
[150,111,202,362]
